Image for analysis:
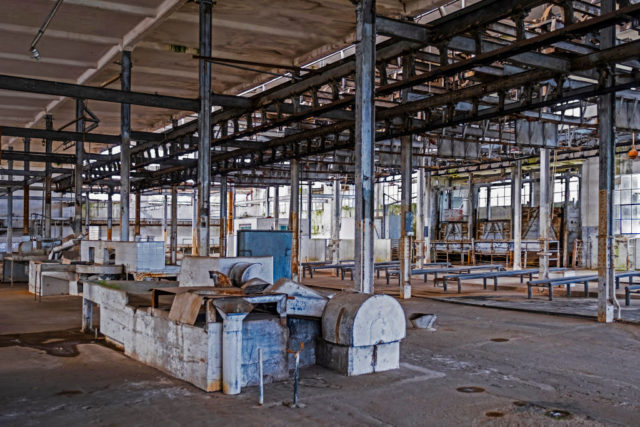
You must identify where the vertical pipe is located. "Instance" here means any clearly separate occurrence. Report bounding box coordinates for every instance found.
[274,186,280,230]
[44,114,53,239]
[192,189,197,253]
[82,298,93,333]
[74,99,84,235]
[120,50,131,242]
[512,160,522,270]
[467,173,475,242]
[22,137,30,237]
[219,179,227,257]
[562,173,571,267]
[170,185,178,264]
[266,186,270,218]
[331,178,341,264]
[218,312,249,395]
[227,186,234,255]
[58,192,63,238]
[598,0,618,322]
[107,190,113,241]
[416,161,425,268]
[258,348,264,405]
[197,0,212,256]
[134,191,141,238]
[85,192,90,237]
[354,0,376,294]
[400,54,414,299]
[290,160,300,281]
[539,148,550,279]
[163,192,168,244]
[7,148,13,254]
[425,163,433,263]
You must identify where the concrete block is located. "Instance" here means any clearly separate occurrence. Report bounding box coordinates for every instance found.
[316,340,400,376]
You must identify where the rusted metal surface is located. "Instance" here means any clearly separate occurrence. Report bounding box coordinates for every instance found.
[289,159,300,281]
[219,179,227,257]
[134,191,141,237]
[512,160,522,270]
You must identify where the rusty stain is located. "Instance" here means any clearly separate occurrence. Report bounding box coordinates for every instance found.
[335,307,345,345]
[56,390,83,397]
[485,411,504,418]
[490,338,509,342]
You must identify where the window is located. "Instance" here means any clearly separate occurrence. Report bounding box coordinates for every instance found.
[478,187,488,208]
[522,182,531,206]
[553,176,580,203]
[614,174,640,234]
[490,185,511,207]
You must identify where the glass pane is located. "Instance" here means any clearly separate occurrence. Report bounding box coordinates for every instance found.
[622,205,632,219]
[622,175,632,189]
[622,220,632,234]
[632,220,640,233]
[621,190,632,204]
[633,175,640,190]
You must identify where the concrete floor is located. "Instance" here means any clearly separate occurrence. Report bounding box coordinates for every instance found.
[1,284,639,426]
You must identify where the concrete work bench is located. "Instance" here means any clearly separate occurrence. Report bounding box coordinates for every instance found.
[527,275,599,300]
[302,260,353,278]
[387,264,505,286]
[339,261,443,281]
[625,285,640,306]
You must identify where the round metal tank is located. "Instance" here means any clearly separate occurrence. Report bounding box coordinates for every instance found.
[228,262,262,287]
[321,293,406,346]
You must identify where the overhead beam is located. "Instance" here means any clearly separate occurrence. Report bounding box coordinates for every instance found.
[0,125,164,144]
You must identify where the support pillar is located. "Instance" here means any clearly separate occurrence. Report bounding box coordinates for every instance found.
[219,179,227,257]
[170,185,178,264]
[266,186,270,218]
[107,190,113,241]
[307,182,313,237]
[163,192,168,244]
[597,0,619,322]
[354,0,375,294]
[467,173,475,242]
[120,50,131,242]
[274,186,280,230]
[331,178,341,264]
[192,189,197,252]
[539,149,550,279]
[290,160,300,281]
[425,164,433,263]
[562,173,571,267]
[512,160,522,270]
[85,192,90,236]
[400,54,414,299]
[44,114,53,239]
[73,99,84,235]
[416,162,426,268]
[196,0,213,256]
[22,138,30,237]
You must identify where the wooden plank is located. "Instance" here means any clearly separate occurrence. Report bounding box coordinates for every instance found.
[168,292,204,325]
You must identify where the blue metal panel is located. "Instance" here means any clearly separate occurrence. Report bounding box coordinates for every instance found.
[237,230,292,283]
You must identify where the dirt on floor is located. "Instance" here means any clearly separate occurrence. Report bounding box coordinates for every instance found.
[0,283,639,426]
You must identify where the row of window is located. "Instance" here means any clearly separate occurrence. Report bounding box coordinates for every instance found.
[477,177,579,208]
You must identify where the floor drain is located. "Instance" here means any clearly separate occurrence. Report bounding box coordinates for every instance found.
[513,401,527,407]
[485,411,504,418]
[545,410,571,420]
[490,338,509,342]
[456,386,485,393]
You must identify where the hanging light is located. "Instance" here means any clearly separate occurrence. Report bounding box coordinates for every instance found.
[628,133,638,159]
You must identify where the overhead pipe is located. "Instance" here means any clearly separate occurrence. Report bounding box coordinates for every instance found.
[30,0,65,60]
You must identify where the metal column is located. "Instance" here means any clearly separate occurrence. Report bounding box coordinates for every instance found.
[73,99,84,236]
[425,164,433,263]
[597,0,619,322]
[120,50,131,242]
[227,185,234,255]
[289,160,300,281]
[219,179,227,257]
[512,160,522,270]
[331,178,341,264]
[85,192,90,236]
[467,174,475,243]
[562,173,571,268]
[134,191,141,238]
[307,182,312,237]
[22,138,30,238]
[274,186,280,230]
[163,192,168,243]
[416,161,426,268]
[107,190,113,241]
[400,53,413,299]
[7,148,13,254]
[170,185,178,264]
[44,114,53,239]
[539,148,550,279]
[354,0,376,294]
[192,189,197,252]
[196,0,213,256]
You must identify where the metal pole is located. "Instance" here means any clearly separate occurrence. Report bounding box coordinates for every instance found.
[290,160,300,281]
[562,173,571,267]
[120,50,131,242]
[192,189,197,253]
[331,178,341,264]
[134,191,141,238]
[228,186,234,255]
[425,163,433,263]
[197,0,213,256]
[107,190,113,241]
[400,53,413,299]
[416,160,425,268]
[22,138,30,238]
[512,159,522,270]
[44,114,53,239]
[467,173,475,242]
[266,186,270,218]
[163,192,168,244]
[354,0,376,294]
[219,179,227,257]
[598,0,619,323]
[258,348,264,405]
[7,148,13,254]
[170,185,178,264]
[85,192,90,236]
[73,99,84,236]
[539,148,550,279]
[307,182,313,237]
[274,186,280,230]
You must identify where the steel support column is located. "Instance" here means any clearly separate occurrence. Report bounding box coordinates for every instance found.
[289,160,300,281]
[539,149,550,279]
[597,0,619,322]
[107,190,113,241]
[416,160,426,268]
[425,163,433,263]
[73,99,84,235]
[44,115,53,239]
[170,185,178,264]
[512,160,522,270]
[227,186,234,255]
[163,192,168,243]
[467,173,475,244]
[219,179,227,257]
[22,138,30,237]
[7,148,13,254]
[562,172,571,267]
[84,192,90,236]
[120,50,131,242]
[196,0,213,256]
[354,0,376,294]
[307,182,312,237]
[331,178,341,264]
[274,186,280,230]
[400,53,414,299]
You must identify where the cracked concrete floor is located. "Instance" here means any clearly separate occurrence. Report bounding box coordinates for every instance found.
[0,285,639,426]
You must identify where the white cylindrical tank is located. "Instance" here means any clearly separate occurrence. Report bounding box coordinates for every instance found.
[321,293,406,347]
